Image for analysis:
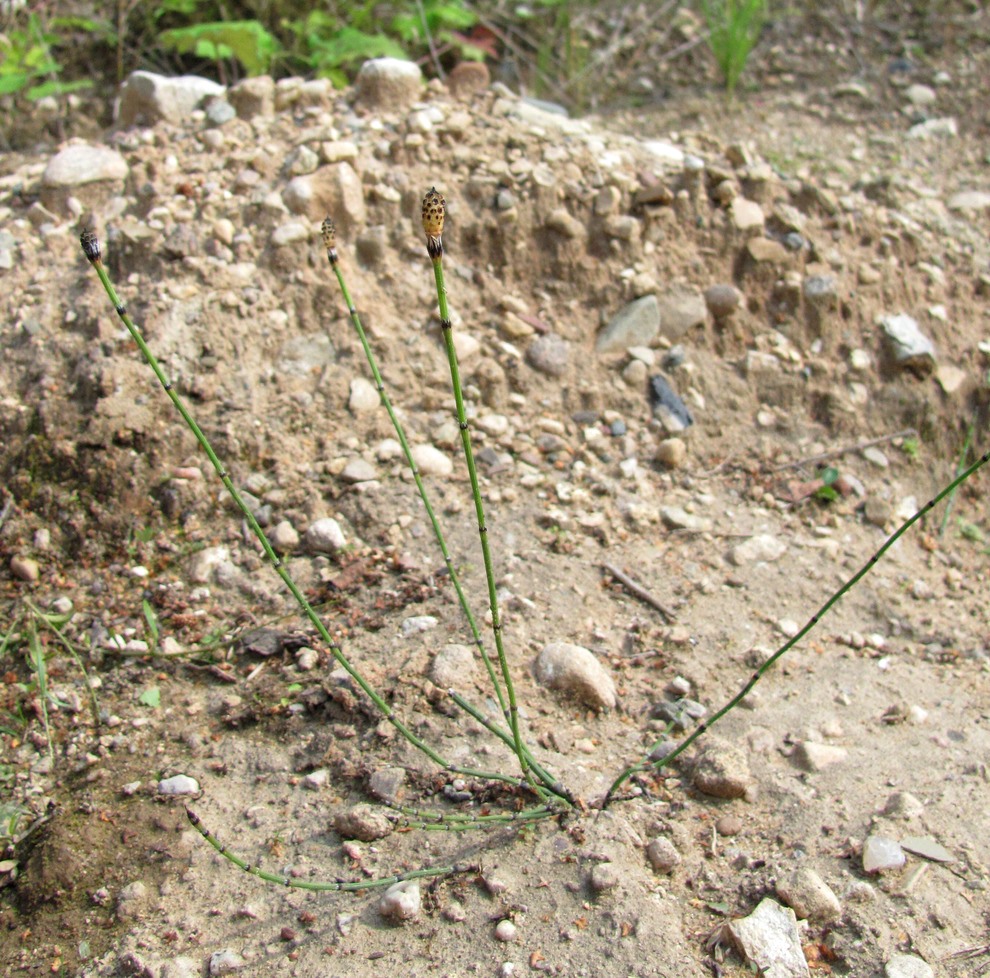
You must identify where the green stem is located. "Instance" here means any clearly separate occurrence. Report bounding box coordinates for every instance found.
[79,232,527,792]
[603,445,990,807]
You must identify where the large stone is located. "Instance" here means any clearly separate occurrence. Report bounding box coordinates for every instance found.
[301,163,366,232]
[534,643,617,711]
[228,75,275,119]
[657,288,706,340]
[691,737,752,799]
[355,58,423,110]
[43,144,129,187]
[880,313,936,374]
[118,71,225,126]
[596,295,660,353]
[725,899,810,978]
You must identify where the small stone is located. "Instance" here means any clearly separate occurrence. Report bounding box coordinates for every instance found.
[692,737,752,799]
[646,837,681,874]
[716,814,743,837]
[544,208,586,239]
[334,804,393,842]
[208,949,247,975]
[494,919,517,942]
[534,642,617,711]
[401,615,438,636]
[725,898,810,978]
[157,775,199,796]
[367,767,406,805]
[411,444,453,477]
[660,506,710,533]
[268,521,299,552]
[302,769,328,790]
[228,76,275,119]
[704,283,743,319]
[862,835,906,874]
[899,836,953,863]
[775,868,842,924]
[526,333,571,377]
[792,742,848,772]
[379,879,421,922]
[882,791,924,820]
[730,197,765,232]
[341,458,377,483]
[907,117,957,140]
[596,296,660,353]
[648,375,693,431]
[430,644,478,688]
[655,438,687,469]
[730,534,786,566]
[880,313,936,372]
[270,222,310,247]
[657,288,707,340]
[10,555,40,582]
[295,647,319,671]
[589,862,621,894]
[446,61,490,99]
[903,83,936,107]
[349,377,380,413]
[885,953,934,978]
[355,58,423,110]
[304,517,346,553]
[116,880,149,918]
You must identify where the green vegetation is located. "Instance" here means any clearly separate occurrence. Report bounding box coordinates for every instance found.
[700,0,769,96]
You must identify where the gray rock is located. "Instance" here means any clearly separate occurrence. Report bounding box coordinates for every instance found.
[730,534,786,566]
[646,837,681,874]
[349,377,380,413]
[660,505,709,532]
[730,197,765,232]
[899,835,954,862]
[803,275,839,306]
[691,737,752,799]
[792,741,848,772]
[411,444,452,477]
[862,835,906,874]
[589,862,621,894]
[880,313,936,372]
[118,71,225,126]
[367,767,406,805]
[209,949,247,975]
[705,283,743,319]
[116,880,149,918]
[885,954,934,978]
[379,879,421,922]
[159,957,199,978]
[534,642,617,711]
[775,868,842,924]
[42,144,128,187]
[282,176,314,215]
[947,190,990,212]
[903,84,936,107]
[648,375,693,432]
[228,75,275,119]
[657,289,706,340]
[401,615,438,636]
[882,791,924,820]
[268,520,299,553]
[545,208,586,239]
[334,804,394,842]
[270,221,310,247]
[341,458,377,483]
[725,898,810,978]
[596,295,660,353]
[157,774,199,796]
[305,517,346,553]
[430,644,478,688]
[355,58,423,110]
[907,116,957,139]
[204,98,236,126]
[526,333,571,377]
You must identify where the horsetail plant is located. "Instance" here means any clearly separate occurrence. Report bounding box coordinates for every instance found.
[78,191,990,897]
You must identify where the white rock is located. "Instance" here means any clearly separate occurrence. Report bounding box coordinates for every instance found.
[379,879,421,922]
[118,71,225,126]
[411,444,453,477]
[157,775,199,796]
[401,615,438,636]
[494,919,517,942]
[305,517,346,553]
[208,949,247,975]
[349,377,380,413]
[775,868,842,924]
[43,144,129,187]
[270,221,310,247]
[725,898,810,978]
[884,954,934,978]
[793,741,848,772]
[730,197,765,231]
[862,835,906,874]
[947,190,990,213]
[730,534,786,566]
[534,642,617,711]
[341,458,377,483]
[355,58,423,110]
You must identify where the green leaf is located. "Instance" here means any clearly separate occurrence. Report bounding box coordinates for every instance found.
[138,687,161,708]
[27,79,94,100]
[819,466,839,486]
[158,21,281,76]
[308,27,406,72]
[0,74,31,96]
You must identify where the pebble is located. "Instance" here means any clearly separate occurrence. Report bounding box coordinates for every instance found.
[208,949,247,975]
[430,644,478,687]
[10,555,40,582]
[355,58,423,110]
[494,919,517,942]
[157,774,199,796]
[367,767,406,805]
[730,534,786,566]
[596,296,660,352]
[268,520,299,552]
[270,221,310,247]
[295,647,319,671]
[656,288,707,340]
[880,313,936,372]
[730,197,765,231]
[646,837,681,874]
[228,75,275,119]
[775,868,842,924]
[334,804,393,842]
[704,283,742,319]
[534,642,617,711]
[792,741,848,772]
[349,377,381,413]
[302,768,328,790]
[309,161,366,231]
[304,517,346,553]
[862,835,906,874]
[725,898,810,978]
[401,615,438,636]
[648,375,693,431]
[116,880,149,918]
[526,333,571,377]
[341,458,377,483]
[411,444,453,477]
[691,737,753,799]
[379,879,421,922]
[885,953,934,978]
[655,438,687,469]
[899,835,954,862]
[42,144,129,187]
[716,814,743,837]
[660,506,709,532]
[544,208,586,239]
[589,862,621,894]
[903,83,936,107]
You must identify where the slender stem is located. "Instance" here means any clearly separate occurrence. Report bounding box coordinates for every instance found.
[186,808,472,890]
[603,446,990,807]
[424,220,541,800]
[79,231,528,791]
[320,220,568,805]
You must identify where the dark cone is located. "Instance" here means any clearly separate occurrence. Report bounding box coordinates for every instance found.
[80,229,101,263]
